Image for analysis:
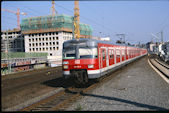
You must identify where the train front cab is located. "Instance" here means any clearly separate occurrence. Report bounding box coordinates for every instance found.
[62,39,99,84]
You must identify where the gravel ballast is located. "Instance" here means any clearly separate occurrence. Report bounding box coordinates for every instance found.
[66,56,169,111]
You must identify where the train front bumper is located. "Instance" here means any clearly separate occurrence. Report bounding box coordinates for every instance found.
[63,70,100,79]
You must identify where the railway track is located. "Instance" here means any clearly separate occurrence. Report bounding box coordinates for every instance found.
[19,77,106,111]
[148,55,169,84]
[20,56,145,111]
[20,77,111,111]
[2,67,62,96]
[155,58,169,69]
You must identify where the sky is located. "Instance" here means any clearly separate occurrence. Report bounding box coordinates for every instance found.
[1,0,169,44]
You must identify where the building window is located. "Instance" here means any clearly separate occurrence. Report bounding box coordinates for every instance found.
[39,43,41,46]
[39,48,41,51]
[39,38,41,41]
[33,43,35,46]
[36,43,38,46]
[57,42,59,45]
[43,43,45,46]
[50,47,52,50]
[42,38,44,41]
[49,37,51,40]
[50,53,52,56]
[32,38,34,42]
[56,37,58,40]
[49,42,52,45]
[53,42,55,45]
[29,39,31,42]
[57,47,59,50]
[46,42,48,46]
[29,44,31,47]
[29,48,31,51]
[53,47,55,50]
[46,47,48,50]
[46,37,48,41]
[33,48,35,51]
[36,48,38,51]
[53,37,55,40]
[36,38,38,41]
[43,48,45,51]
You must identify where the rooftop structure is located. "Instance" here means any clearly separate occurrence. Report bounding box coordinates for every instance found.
[20,14,92,38]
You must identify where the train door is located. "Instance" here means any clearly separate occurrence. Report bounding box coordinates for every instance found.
[106,48,109,67]
[100,48,107,68]
[116,49,121,63]
[114,48,116,64]
[109,48,115,65]
[126,47,129,60]
[122,49,125,61]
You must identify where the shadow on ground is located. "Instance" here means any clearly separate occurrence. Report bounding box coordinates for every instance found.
[79,92,168,111]
[41,77,74,88]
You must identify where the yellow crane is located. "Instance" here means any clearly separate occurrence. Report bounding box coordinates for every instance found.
[74,0,80,39]
[51,0,57,16]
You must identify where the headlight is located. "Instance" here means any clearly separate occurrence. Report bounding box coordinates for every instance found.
[88,64,94,68]
[63,65,68,69]
[63,61,69,64]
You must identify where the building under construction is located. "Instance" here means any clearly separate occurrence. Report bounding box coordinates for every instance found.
[1,28,24,52]
[20,14,93,65]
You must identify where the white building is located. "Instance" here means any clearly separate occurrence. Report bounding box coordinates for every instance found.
[24,31,73,65]
[100,37,110,41]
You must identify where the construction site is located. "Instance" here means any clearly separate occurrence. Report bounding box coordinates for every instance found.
[1,0,92,75]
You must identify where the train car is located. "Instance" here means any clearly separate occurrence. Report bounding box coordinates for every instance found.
[62,38,147,84]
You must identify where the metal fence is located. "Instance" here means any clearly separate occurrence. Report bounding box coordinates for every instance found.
[1,52,48,75]
[1,52,48,60]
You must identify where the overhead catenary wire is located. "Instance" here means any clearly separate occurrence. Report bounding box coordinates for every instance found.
[2,2,113,34]
[2,2,117,38]
[54,3,115,34]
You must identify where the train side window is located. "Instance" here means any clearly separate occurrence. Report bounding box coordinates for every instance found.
[116,49,120,58]
[102,49,105,60]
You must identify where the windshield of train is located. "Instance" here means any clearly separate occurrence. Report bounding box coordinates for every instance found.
[78,47,98,59]
[63,47,75,59]
[63,46,98,59]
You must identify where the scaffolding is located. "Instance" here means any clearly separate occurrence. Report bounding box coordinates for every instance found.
[20,14,92,37]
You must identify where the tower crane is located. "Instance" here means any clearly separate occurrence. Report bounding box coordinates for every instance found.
[74,0,80,39]
[2,8,27,30]
[51,0,58,16]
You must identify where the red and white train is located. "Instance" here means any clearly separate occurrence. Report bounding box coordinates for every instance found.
[62,38,147,84]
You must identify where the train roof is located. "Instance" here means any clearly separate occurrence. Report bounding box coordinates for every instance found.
[64,38,145,49]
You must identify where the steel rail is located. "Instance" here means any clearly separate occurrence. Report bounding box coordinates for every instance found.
[155,58,169,69]
[148,58,169,84]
